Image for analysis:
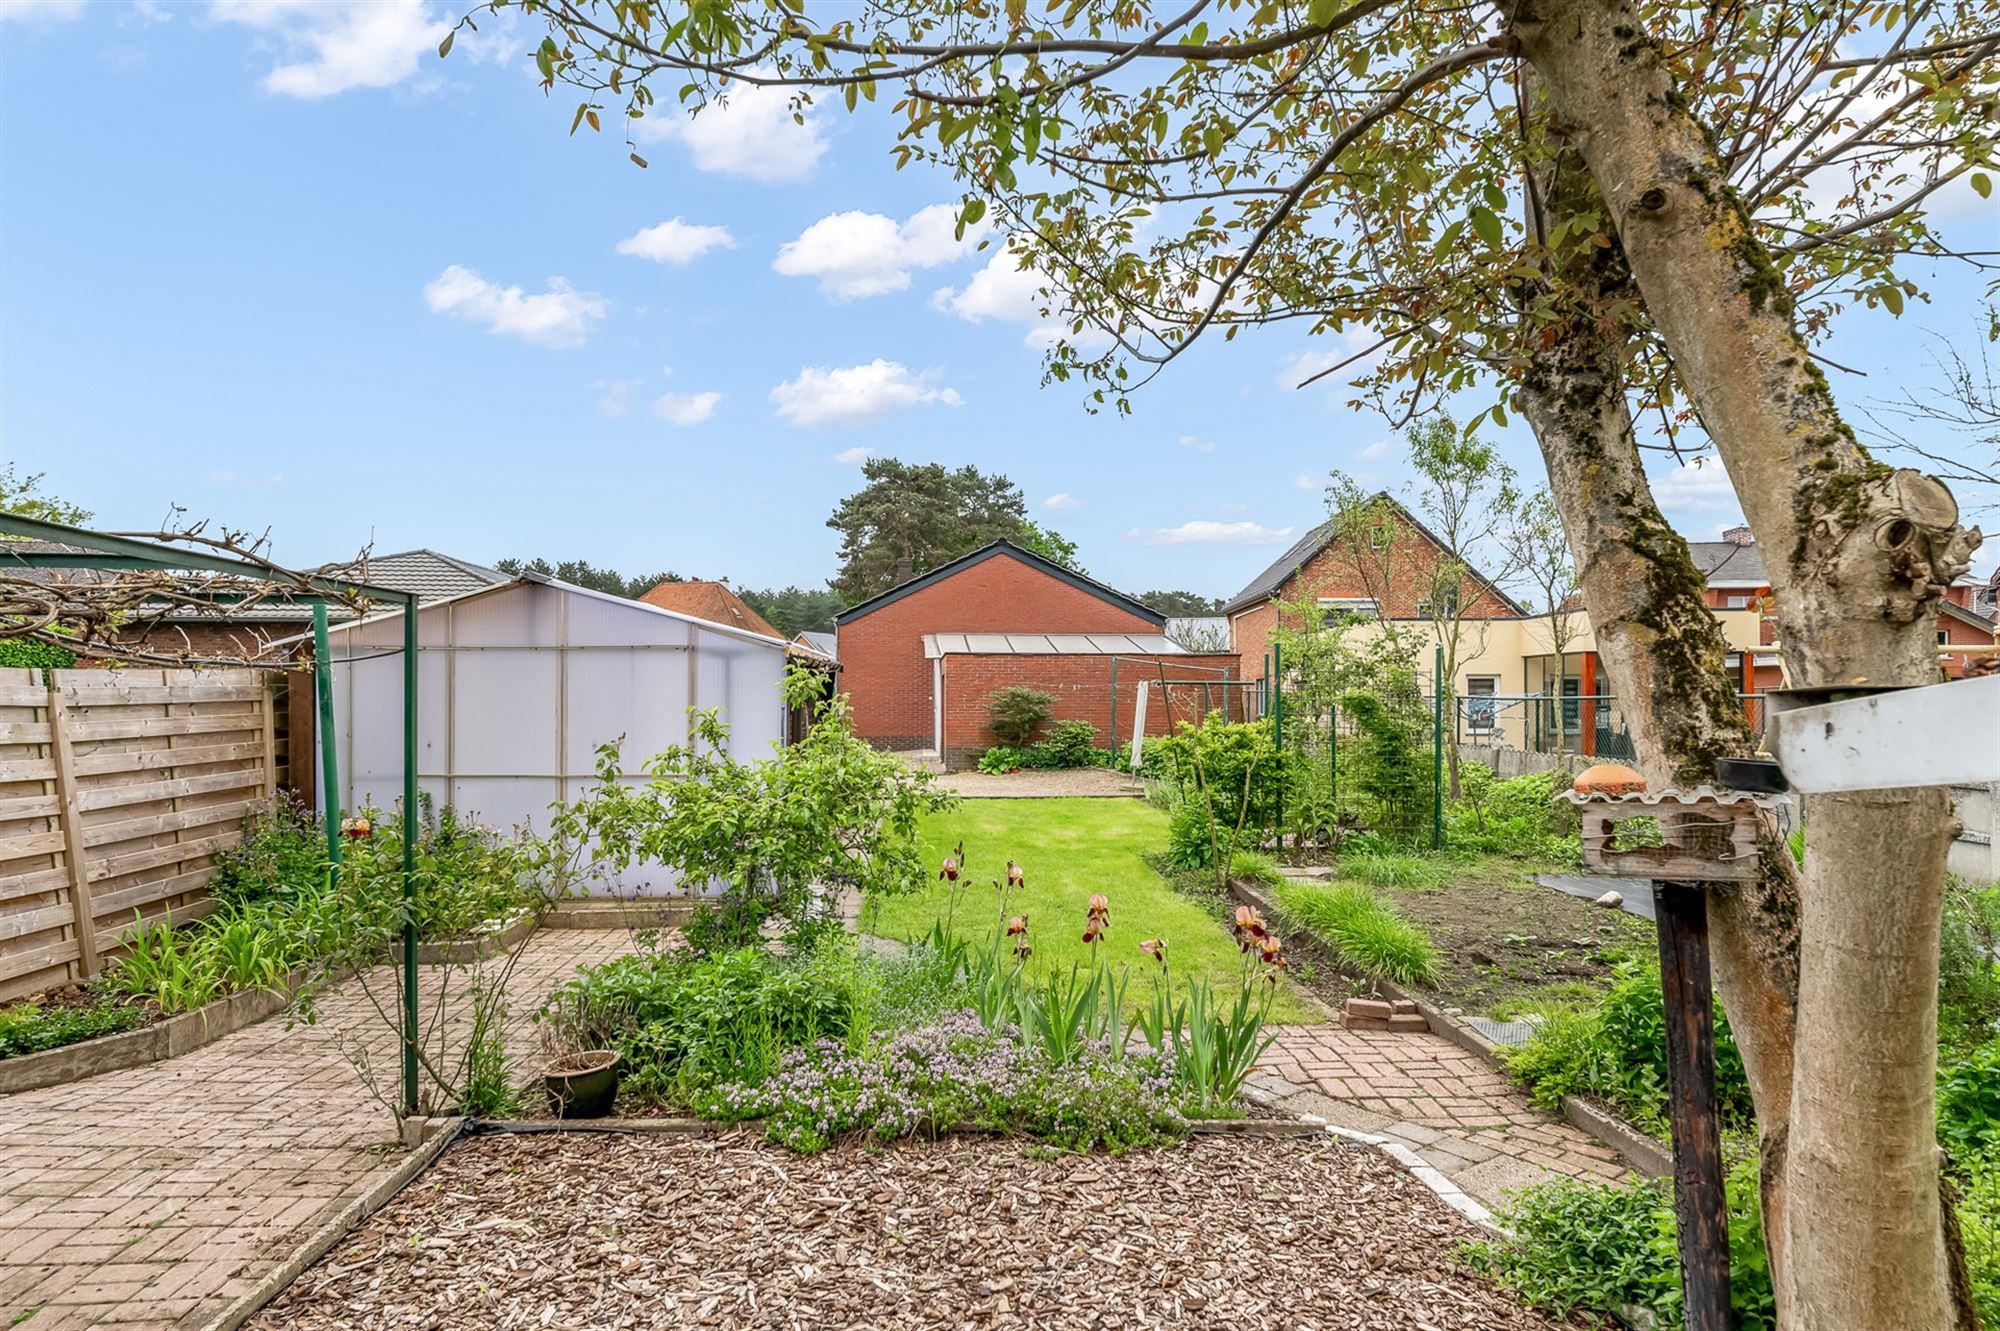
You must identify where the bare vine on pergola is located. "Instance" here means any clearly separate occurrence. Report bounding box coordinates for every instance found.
[0,516,375,669]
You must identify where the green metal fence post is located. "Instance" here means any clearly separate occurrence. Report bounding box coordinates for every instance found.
[312,601,343,884]
[1272,643,1284,842]
[1432,645,1445,850]
[401,595,420,1118]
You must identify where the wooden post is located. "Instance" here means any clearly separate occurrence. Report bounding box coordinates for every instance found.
[284,668,316,807]
[1653,880,1732,1331]
[260,677,278,799]
[45,685,99,979]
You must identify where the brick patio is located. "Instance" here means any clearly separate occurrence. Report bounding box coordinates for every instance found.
[1251,1025,1633,1205]
[0,930,632,1331]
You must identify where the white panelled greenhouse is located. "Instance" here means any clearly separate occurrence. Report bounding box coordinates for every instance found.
[323,574,790,893]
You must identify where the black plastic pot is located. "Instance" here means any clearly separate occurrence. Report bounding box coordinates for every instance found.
[543,1049,621,1119]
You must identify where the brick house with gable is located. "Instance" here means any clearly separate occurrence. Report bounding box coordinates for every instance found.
[835,541,1239,767]
[1222,495,1525,672]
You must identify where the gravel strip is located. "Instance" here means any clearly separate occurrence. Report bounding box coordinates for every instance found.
[252,1131,1573,1330]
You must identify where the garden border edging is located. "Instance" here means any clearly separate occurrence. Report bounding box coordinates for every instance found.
[197,1116,467,1331]
[0,980,300,1096]
[1232,875,1672,1180]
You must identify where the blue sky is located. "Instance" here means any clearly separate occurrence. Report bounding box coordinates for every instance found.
[3,1,1994,600]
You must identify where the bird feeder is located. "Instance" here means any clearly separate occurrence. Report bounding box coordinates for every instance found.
[1553,762,1784,1331]
[1562,775,1772,883]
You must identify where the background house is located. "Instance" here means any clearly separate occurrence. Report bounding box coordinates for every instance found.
[638,579,785,642]
[834,541,1238,767]
[1222,496,1524,674]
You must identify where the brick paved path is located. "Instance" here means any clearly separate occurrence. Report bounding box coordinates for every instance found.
[1252,1025,1632,1206]
[0,930,631,1331]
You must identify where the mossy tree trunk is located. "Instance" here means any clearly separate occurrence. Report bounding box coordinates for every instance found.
[1513,2,1983,1326]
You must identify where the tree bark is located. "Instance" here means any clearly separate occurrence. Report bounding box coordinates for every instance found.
[1512,2,1982,1326]
[1511,141,1801,1297]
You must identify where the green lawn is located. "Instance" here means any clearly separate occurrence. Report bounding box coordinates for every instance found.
[864,798,1312,1023]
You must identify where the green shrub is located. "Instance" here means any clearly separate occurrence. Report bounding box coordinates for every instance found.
[1275,880,1440,987]
[977,745,1033,775]
[0,998,142,1058]
[1940,877,2000,1052]
[210,796,328,910]
[1030,719,1099,769]
[1448,765,1581,861]
[1504,958,1753,1135]
[1940,1037,2000,1164]
[0,638,78,673]
[987,686,1055,746]
[1337,686,1435,845]
[1166,797,1215,870]
[1468,1156,1775,1330]
[540,940,860,1104]
[1960,1163,2000,1327]
[1149,715,1292,843]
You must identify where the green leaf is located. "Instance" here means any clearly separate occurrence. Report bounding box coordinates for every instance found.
[1881,284,1904,316]
[956,197,987,241]
[630,152,649,169]
[570,102,588,136]
[1308,0,1342,23]
[1973,172,1992,201]
[437,30,454,59]
[1469,206,1504,249]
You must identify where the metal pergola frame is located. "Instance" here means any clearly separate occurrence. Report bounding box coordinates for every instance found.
[0,513,426,1116]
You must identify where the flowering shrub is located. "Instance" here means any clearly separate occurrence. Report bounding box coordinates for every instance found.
[711,1009,1183,1153]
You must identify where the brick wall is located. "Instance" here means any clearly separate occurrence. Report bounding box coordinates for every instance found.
[938,651,1244,767]
[1230,511,1517,660]
[1942,612,1997,678]
[837,550,1163,749]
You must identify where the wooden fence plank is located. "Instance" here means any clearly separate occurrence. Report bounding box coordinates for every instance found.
[83,798,260,851]
[0,759,59,783]
[70,741,263,777]
[0,903,77,943]
[0,866,73,906]
[0,722,53,744]
[54,683,267,706]
[45,690,99,978]
[84,829,240,885]
[0,830,69,863]
[0,793,62,822]
[62,714,262,743]
[75,768,265,814]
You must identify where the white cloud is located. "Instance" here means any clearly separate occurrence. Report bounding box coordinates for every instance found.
[1294,472,1320,492]
[831,446,874,465]
[1043,493,1081,510]
[1278,328,1384,392]
[209,0,447,99]
[423,265,605,348]
[594,378,636,417]
[1357,439,1391,461]
[631,73,827,183]
[1127,521,1297,547]
[653,391,722,426]
[615,218,736,266]
[934,241,1109,351]
[1652,459,1746,536]
[1653,459,1739,510]
[1178,435,1217,453]
[773,205,982,300]
[1,0,84,25]
[770,360,962,429]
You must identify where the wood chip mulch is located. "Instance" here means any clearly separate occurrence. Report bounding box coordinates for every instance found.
[252,1131,1574,1330]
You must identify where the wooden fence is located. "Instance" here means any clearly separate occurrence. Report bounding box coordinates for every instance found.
[0,667,276,1002]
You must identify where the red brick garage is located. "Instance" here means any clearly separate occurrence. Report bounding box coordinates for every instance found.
[834,540,1239,762]
[932,637,1245,769]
